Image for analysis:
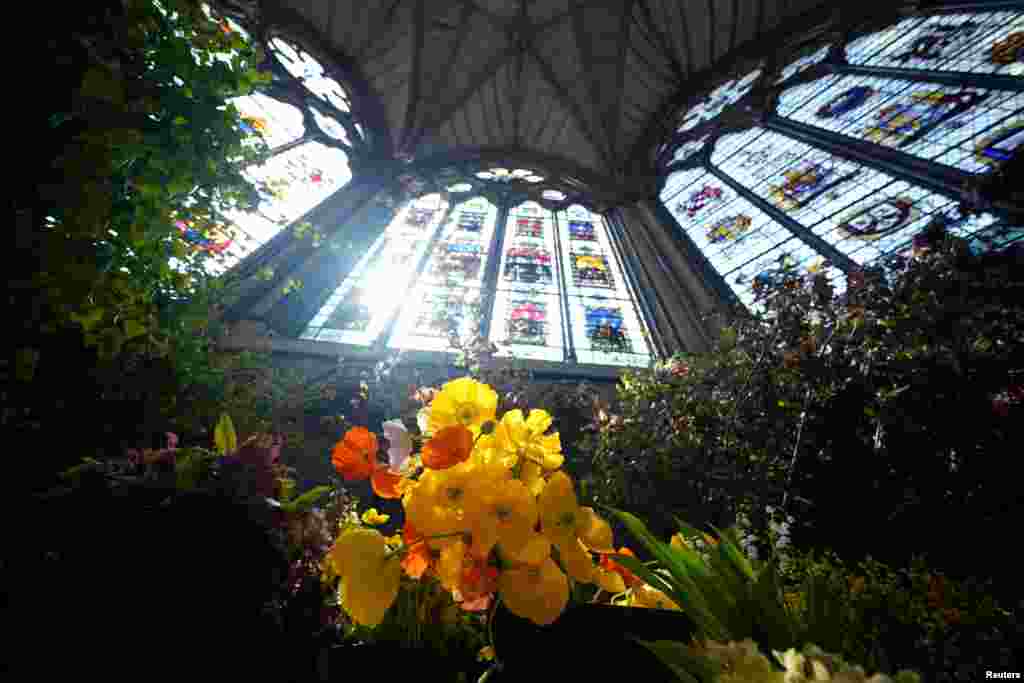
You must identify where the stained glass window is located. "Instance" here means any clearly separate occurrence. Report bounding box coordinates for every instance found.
[558,205,653,366]
[775,44,831,84]
[490,202,563,361]
[301,194,654,368]
[661,165,842,308]
[388,196,497,352]
[208,141,352,273]
[670,135,710,166]
[779,74,1024,174]
[677,69,763,133]
[302,194,447,345]
[713,128,957,268]
[845,11,1024,76]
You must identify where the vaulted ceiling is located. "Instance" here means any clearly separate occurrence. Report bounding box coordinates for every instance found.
[249,0,848,195]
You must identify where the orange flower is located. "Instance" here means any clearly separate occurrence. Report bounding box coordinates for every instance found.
[600,547,643,588]
[331,427,379,480]
[399,523,436,579]
[371,467,404,499]
[422,425,474,470]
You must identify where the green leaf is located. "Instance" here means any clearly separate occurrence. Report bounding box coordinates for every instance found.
[123,318,148,339]
[71,307,106,333]
[281,485,332,513]
[175,450,203,491]
[604,508,727,640]
[214,412,238,456]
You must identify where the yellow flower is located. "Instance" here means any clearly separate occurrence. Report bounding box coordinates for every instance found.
[428,377,498,436]
[464,476,539,559]
[493,409,564,470]
[404,459,503,545]
[498,556,569,626]
[437,537,469,593]
[328,528,401,627]
[538,471,615,583]
[517,459,547,497]
[361,508,390,526]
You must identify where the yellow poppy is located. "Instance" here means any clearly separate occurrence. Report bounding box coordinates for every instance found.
[498,556,569,626]
[329,528,401,627]
[437,537,468,593]
[464,477,539,560]
[500,532,552,565]
[537,471,615,583]
[493,409,565,471]
[428,377,498,436]
[518,459,546,497]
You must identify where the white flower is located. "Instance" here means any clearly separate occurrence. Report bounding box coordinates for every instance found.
[416,407,431,437]
[381,419,413,473]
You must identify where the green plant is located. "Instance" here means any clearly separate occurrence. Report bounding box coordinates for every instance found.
[602,509,924,683]
[580,226,1024,604]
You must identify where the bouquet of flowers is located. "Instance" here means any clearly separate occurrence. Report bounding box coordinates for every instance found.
[322,377,627,628]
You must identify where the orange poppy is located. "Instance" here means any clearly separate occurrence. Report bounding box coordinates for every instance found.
[421,425,474,470]
[400,523,435,579]
[371,467,404,499]
[600,547,643,588]
[331,427,379,481]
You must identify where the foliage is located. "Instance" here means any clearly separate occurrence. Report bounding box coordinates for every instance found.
[603,510,923,683]
[776,547,1021,682]
[21,0,273,360]
[579,223,1024,601]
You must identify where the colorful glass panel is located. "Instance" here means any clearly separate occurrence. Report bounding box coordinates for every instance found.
[388,286,484,352]
[302,194,447,345]
[242,141,351,226]
[670,135,710,166]
[781,74,1024,174]
[491,202,563,361]
[713,128,958,268]
[846,11,1024,76]
[775,44,831,84]
[229,93,305,149]
[569,295,651,367]
[560,205,653,366]
[419,197,498,287]
[678,69,763,132]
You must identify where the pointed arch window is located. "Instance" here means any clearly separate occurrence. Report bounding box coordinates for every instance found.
[657,5,1024,312]
[168,27,361,277]
[302,196,654,368]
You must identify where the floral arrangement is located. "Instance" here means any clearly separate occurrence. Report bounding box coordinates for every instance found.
[322,376,628,628]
